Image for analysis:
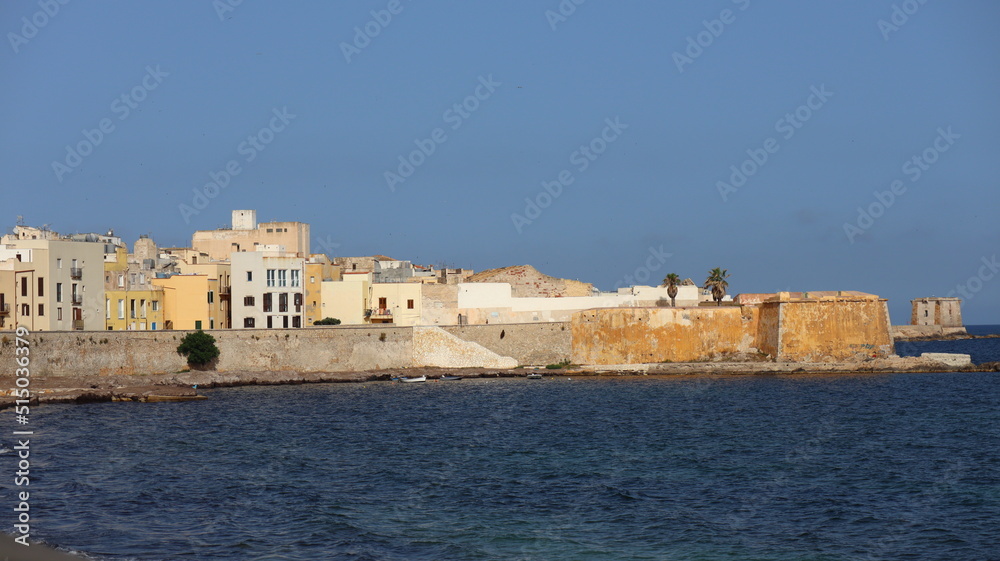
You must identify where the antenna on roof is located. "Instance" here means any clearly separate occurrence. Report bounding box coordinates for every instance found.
[16,215,24,226]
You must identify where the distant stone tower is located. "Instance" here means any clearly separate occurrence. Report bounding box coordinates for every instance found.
[133,235,158,263]
[911,297,963,326]
[232,210,257,230]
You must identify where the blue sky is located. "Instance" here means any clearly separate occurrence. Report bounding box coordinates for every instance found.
[3,0,999,324]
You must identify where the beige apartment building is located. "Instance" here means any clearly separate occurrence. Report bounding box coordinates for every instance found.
[0,229,106,331]
[192,210,310,261]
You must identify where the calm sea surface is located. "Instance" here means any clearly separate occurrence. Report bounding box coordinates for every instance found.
[3,336,1000,560]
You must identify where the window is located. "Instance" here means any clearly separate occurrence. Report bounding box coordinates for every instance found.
[310,276,315,284]
[130,299,136,319]
[266,269,275,287]
[267,316,273,328]
[118,299,125,320]
[266,228,273,233]
[195,320,202,330]
[407,299,415,309]
[283,316,289,328]
[247,271,253,282]
[279,293,288,312]
[294,293,303,312]
[38,304,44,317]
[21,304,29,316]
[106,299,111,319]
[210,319,214,329]
[57,258,62,269]
[244,317,255,328]
[57,308,62,321]
[291,270,299,287]
[208,291,214,304]
[278,269,287,287]
[292,316,301,328]
[244,296,255,306]
[72,259,78,268]
[263,293,272,313]
[140,299,146,318]
[118,275,125,288]
[379,297,387,309]
[152,300,159,311]
[21,278,27,297]
[56,283,62,302]
[37,278,44,297]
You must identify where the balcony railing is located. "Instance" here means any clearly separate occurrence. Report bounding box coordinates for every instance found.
[0,303,9,315]
[71,295,83,305]
[70,267,83,279]
[72,319,84,330]
[368,308,393,322]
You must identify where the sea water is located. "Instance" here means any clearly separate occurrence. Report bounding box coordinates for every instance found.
[3,336,999,560]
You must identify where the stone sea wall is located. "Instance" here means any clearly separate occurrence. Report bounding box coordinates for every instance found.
[0,323,568,377]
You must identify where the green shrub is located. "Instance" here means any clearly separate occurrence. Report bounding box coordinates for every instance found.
[314,317,342,325]
[177,330,220,367]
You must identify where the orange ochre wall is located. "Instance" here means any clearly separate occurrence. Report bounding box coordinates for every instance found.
[571,307,759,364]
[770,299,893,361]
[571,298,893,364]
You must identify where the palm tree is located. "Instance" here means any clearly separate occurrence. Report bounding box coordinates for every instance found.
[704,268,730,306]
[662,273,680,307]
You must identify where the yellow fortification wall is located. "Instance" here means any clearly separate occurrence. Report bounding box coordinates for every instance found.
[571,306,760,364]
[571,294,894,364]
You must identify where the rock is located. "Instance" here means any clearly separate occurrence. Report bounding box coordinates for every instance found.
[920,353,972,367]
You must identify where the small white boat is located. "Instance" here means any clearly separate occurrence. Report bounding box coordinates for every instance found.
[526,373,543,380]
[399,375,427,383]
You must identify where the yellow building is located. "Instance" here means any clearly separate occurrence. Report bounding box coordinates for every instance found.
[103,244,167,331]
[151,274,225,330]
[0,262,34,331]
[177,261,232,329]
[319,272,371,325]
[304,255,340,326]
[369,282,422,325]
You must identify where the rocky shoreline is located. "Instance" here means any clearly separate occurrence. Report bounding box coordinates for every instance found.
[893,332,1000,342]
[3,355,997,411]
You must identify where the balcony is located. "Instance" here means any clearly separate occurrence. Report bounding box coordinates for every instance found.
[0,303,9,315]
[219,286,231,299]
[72,319,84,330]
[368,308,393,323]
[70,267,83,280]
[71,295,83,305]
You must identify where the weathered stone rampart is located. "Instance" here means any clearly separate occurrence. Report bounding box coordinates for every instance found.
[440,323,571,365]
[571,296,895,364]
[571,307,760,364]
[0,323,570,377]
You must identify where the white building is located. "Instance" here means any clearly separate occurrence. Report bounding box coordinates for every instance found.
[454,283,701,324]
[231,250,305,329]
